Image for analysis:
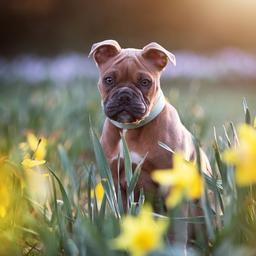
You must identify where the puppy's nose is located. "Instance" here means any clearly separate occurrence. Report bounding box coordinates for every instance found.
[118,91,132,104]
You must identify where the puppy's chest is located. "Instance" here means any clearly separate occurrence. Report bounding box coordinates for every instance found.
[109,130,171,171]
[110,136,145,165]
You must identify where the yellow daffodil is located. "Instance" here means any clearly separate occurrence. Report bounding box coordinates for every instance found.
[91,182,105,208]
[19,132,47,170]
[27,133,47,161]
[24,168,50,203]
[0,156,8,165]
[223,124,256,186]
[21,158,46,169]
[0,158,22,219]
[112,205,167,256]
[0,185,10,218]
[21,158,49,203]
[19,133,49,203]
[0,162,12,218]
[152,153,203,208]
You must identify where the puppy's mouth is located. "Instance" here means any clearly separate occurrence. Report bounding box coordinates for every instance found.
[104,88,148,123]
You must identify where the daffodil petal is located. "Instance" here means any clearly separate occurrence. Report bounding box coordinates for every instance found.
[91,182,105,208]
[166,187,183,208]
[239,124,256,148]
[152,153,203,208]
[222,150,238,164]
[27,133,39,152]
[235,164,256,186]
[35,138,47,160]
[111,204,167,256]
[151,169,175,186]
[186,177,203,199]
[26,133,47,160]
[222,124,256,187]
[0,206,7,218]
[22,158,46,169]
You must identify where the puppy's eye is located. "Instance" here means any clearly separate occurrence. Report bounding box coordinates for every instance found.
[104,76,114,86]
[140,79,151,87]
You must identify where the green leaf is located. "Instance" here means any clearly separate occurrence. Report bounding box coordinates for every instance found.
[223,125,231,148]
[213,127,227,185]
[137,188,145,209]
[90,128,114,185]
[127,167,141,196]
[101,178,119,218]
[117,154,124,215]
[229,122,239,146]
[47,165,73,221]
[120,134,132,185]
[87,167,93,221]
[172,215,207,224]
[127,153,147,199]
[58,144,78,197]
[203,173,223,192]
[90,127,120,218]
[65,239,79,256]
[120,133,135,210]
[158,141,175,153]
[193,136,215,240]
[243,97,251,125]
[192,136,201,174]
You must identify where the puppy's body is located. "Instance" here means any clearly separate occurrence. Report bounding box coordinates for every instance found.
[89,40,211,246]
[101,104,196,198]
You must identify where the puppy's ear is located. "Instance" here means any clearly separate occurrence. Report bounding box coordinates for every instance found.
[88,40,121,66]
[142,42,176,70]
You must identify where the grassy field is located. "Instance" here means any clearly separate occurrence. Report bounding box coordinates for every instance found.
[1,80,255,154]
[0,79,256,255]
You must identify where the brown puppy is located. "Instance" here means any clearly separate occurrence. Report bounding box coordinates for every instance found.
[89,40,211,246]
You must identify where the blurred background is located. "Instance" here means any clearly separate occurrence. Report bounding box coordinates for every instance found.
[1,0,256,54]
[0,0,256,159]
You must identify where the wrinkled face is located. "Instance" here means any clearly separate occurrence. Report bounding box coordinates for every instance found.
[99,55,158,123]
[89,40,176,123]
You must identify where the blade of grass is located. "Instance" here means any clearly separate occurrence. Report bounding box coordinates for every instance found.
[137,188,145,210]
[193,137,215,241]
[101,178,120,218]
[127,153,147,196]
[229,122,239,146]
[158,141,175,153]
[213,127,227,185]
[98,194,107,220]
[120,134,132,184]
[90,127,114,186]
[203,173,223,192]
[127,168,141,196]
[223,125,231,148]
[47,165,73,221]
[120,134,134,210]
[87,168,93,221]
[243,98,251,125]
[90,127,120,218]
[58,144,78,197]
[117,154,124,215]
[92,186,99,221]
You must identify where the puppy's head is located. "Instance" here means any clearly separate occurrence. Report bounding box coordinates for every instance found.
[89,39,176,123]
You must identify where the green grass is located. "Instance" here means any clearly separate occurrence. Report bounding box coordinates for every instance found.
[0,79,256,255]
[2,79,255,154]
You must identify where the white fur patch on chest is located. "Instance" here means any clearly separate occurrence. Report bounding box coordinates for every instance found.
[130,151,143,164]
[111,130,143,165]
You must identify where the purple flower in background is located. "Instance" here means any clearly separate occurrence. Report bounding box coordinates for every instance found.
[0,49,256,85]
